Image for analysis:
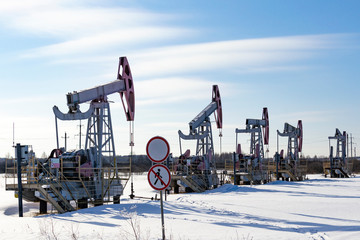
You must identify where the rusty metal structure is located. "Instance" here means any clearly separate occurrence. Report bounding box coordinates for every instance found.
[233,107,269,185]
[5,57,135,214]
[171,85,222,193]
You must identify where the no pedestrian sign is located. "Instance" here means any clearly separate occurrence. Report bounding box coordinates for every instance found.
[148,164,171,191]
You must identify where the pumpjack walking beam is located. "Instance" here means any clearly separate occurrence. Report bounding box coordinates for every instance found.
[276,120,305,181]
[234,107,269,185]
[51,56,135,207]
[173,85,222,193]
[325,128,350,178]
[53,56,135,165]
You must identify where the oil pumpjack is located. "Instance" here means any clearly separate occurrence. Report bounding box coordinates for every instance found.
[5,57,135,214]
[274,120,306,181]
[172,85,222,193]
[323,128,351,178]
[234,107,269,185]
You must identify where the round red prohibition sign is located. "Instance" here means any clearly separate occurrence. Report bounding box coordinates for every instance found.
[147,164,171,191]
[146,136,170,163]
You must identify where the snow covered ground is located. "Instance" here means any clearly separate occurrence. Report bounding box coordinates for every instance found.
[1,173,360,240]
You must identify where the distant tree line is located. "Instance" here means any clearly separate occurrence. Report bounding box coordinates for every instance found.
[214,153,360,174]
[0,159,4,173]
[1,154,360,174]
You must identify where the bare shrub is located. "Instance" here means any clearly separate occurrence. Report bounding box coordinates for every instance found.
[68,222,80,240]
[118,207,150,240]
[38,216,82,240]
[38,217,60,240]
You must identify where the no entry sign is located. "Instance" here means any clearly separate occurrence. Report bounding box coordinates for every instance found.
[148,164,171,191]
[145,136,171,240]
[146,136,170,163]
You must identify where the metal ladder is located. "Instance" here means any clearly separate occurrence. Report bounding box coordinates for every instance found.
[37,184,75,213]
[180,175,206,193]
[37,162,77,213]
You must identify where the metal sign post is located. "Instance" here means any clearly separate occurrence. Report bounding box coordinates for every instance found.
[148,164,171,240]
[275,152,280,180]
[160,190,165,239]
[146,136,171,240]
[16,143,23,217]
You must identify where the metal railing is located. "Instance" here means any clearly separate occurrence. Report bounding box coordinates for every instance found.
[5,156,131,210]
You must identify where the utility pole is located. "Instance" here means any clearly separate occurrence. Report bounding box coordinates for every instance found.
[15,143,26,217]
[350,133,356,158]
[76,120,85,149]
[79,120,82,149]
[355,147,356,158]
[62,132,69,151]
[350,133,353,158]
[347,134,349,158]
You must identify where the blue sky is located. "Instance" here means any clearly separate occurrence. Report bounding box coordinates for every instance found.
[0,0,359,158]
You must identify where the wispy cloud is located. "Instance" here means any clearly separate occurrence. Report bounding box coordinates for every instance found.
[1,0,193,58]
[0,1,176,37]
[0,95,58,105]
[272,110,335,124]
[102,77,233,111]
[22,27,193,57]
[131,34,357,77]
[28,33,357,78]
[2,1,356,78]
[135,77,219,106]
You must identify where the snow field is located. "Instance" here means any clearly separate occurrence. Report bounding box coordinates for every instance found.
[0,173,360,239]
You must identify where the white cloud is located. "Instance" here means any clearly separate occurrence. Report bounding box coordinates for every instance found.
[0,1,174,38]
[3,1,355,78]
[131,34,356,77]
[28,33,352,91]
[47,34,351,77]
[0,1,195,59]
[0,95,57,105]
[42,33,357,78]
[22,27,193,58]
[135,77,226,106]
[272,110,334,124]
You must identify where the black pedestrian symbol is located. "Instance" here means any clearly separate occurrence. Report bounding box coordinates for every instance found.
[154,168,163,185]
